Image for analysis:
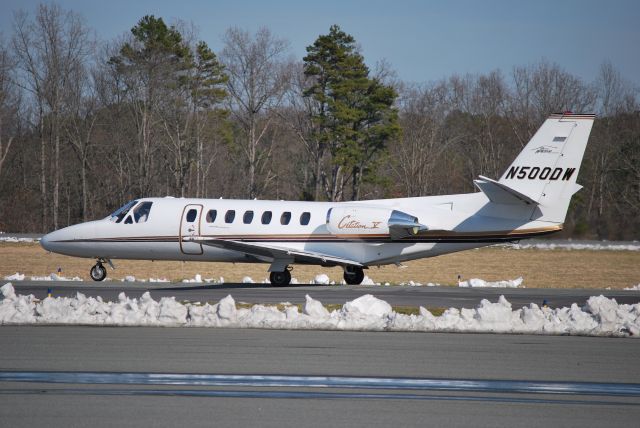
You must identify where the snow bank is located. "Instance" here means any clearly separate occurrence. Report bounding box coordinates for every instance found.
[458,277,523,288]
[625,284,640,291]
[0,237,39,243]
[504,242,640,251]
[3,273,25,281]
[1,283,638,337]
[29,273,82,281]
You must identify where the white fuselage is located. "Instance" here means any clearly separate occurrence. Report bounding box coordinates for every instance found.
[40,192,559,267]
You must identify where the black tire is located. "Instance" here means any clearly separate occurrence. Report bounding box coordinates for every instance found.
[269,270,291,286]
[90,264,107,282]
[344,267,365,285]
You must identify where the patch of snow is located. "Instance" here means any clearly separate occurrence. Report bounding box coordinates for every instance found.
[312,274,331,285]
[504,242,640,251]
[122,276,136,282]
[241,276,254,284]
[359,275,377,286]
[148,278,170,283]
[624,284,640,291]
[29,273,82,281]
[399,280,425,287]
[182,274,203,283]
[0,237,39,243]
[458,277,523,288]
[303,294,329,318]
[4,273,25,281]
[343,294,393,317]
[1,283,639,337]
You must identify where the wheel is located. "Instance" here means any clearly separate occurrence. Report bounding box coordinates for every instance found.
[90,263,107,281]
[269,270,291,286]
[343,266,365,285]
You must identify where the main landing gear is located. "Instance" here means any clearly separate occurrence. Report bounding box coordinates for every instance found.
[343,266,365,285]
[268,265,366,286]
[269,268,292,287]
[90,261,107,282]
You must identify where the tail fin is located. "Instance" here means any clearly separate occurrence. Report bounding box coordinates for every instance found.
[494,113,594,223]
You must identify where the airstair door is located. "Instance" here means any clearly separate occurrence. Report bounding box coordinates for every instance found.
[179,204,204,255]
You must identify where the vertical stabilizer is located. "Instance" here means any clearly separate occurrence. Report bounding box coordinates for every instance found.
[498,113,595,223]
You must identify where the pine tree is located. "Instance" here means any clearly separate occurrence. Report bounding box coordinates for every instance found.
[303,25,399,201]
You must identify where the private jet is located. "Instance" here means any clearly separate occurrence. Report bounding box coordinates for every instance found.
[41,112,595,285]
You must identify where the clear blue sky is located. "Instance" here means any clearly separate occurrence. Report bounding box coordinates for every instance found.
[1,0,639,85]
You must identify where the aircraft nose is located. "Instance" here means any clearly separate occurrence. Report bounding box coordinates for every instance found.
[40,222,99,256]
[40,229,62,252]
[40,233,50,251]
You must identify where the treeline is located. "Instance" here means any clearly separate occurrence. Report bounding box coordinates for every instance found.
[0,4,638,239]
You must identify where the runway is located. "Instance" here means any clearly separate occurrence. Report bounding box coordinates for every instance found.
[4,280,640,425]
[0,326,639,427]
[10,280,640,309]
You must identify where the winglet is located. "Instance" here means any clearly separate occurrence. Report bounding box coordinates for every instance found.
[474,175,539,205]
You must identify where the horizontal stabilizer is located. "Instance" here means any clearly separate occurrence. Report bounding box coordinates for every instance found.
[474,175,539,205]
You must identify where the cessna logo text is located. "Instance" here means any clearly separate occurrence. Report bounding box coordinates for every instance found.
[506,166,576,181]
[532,145,558,154]
[338,215,382,230]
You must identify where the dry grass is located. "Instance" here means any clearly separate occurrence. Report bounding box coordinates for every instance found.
[0,242,638,289]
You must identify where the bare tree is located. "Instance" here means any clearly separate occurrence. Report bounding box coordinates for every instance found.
[63,61,100,221]
[596,60,632,117]
[393,82,457,196]
[0,37,19,178]
[221,27,291,198]
[12,4,92,230]
[279,62,323,199]
[511,60,596,126]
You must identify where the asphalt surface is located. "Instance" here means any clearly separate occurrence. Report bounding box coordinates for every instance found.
[10,280,640,309]
[3,236,640,426]
[0,326,639,427]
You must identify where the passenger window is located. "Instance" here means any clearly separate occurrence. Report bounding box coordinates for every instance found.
[186,209,198,222]
[262,211,272,224]
[206,209,217,223]
[280,211,291,225]
[124,215,133,224]
[300,212,311,225]
[133,202,153,223]
[225,210,236,223]
[243,210,254,224]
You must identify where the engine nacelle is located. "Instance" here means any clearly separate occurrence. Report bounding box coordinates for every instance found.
[326,206,427,239]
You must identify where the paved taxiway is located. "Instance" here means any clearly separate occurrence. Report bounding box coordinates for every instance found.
[11,281,640,308]
[0,326,639,427]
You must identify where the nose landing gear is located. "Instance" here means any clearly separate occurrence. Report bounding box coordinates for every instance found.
[90,261,107,282]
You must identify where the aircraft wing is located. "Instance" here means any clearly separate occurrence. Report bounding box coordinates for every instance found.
[187,236,363,268]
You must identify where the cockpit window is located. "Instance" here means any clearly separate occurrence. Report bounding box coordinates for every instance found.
[110,200,138,223]
[133,202,153,223]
